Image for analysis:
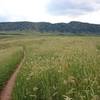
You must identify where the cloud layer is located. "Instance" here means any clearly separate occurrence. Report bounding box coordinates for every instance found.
[0,0,100,24]
[47,0,100,15]
[0,0,49,22]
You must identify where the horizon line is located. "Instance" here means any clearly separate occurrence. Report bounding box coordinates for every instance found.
[0,20,100,25]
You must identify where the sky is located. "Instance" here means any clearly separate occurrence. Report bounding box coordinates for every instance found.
[0,0,100,24]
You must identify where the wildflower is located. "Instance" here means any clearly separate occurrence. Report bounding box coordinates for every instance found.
[67,76,77,85]
[33,87,38,91]
[63,95,72,100]
[26,77,30,80]
[29,94,37,98]
[58,70,62,73]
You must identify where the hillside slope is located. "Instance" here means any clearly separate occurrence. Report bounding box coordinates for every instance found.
[0,21,100,35]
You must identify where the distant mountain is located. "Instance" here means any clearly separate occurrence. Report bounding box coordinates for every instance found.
[0,21,100,35]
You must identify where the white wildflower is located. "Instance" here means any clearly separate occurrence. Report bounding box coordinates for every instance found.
[63,95,72,100]
[33,87,38,91]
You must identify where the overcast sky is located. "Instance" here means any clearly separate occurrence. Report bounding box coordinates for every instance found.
[0,0,100,24]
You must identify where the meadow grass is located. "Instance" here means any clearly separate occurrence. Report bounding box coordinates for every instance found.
[10,36,100,100]
[0,47,24,90]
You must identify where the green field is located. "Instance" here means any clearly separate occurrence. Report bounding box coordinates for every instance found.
[0,35,100,100]
[0,46,24,90]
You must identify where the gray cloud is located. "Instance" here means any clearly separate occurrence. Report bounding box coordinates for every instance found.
[47,0,100,15]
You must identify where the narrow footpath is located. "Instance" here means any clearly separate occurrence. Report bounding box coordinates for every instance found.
[0,52,25,100]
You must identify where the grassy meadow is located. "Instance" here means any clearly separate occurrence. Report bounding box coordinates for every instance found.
[0,46,24,90]
[0,35,100,100]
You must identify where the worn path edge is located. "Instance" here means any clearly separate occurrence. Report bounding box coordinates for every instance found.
[0,51,25,100]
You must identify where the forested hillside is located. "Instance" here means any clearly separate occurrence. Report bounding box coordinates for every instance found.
[0,21,100,35]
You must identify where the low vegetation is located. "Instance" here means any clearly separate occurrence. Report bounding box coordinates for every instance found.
[0,35,100,100]
[10,36,100,100]
[0,47,23,90]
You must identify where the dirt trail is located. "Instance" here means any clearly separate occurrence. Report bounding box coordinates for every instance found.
[0,53,25,100]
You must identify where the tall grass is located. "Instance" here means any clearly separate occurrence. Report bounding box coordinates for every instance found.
[12,37,100,100]
[0,47,24,90]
